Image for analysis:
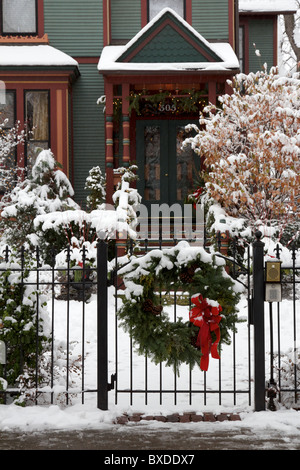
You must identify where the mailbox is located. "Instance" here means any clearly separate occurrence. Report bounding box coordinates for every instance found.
[265,260,281,283]
[265,260,282,302]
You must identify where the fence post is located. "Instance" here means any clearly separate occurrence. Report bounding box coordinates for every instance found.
[97,239,108,410]
[252,231,265,411]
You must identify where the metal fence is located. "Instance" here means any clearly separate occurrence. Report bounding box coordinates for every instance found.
[0,235,299,411]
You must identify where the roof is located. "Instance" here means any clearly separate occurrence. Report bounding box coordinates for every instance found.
[98,8,239,75]
[0,45,78,67]
[239,0,297,14]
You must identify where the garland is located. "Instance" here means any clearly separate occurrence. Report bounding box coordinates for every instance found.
[118,241,243,372]
[128,89,208,116]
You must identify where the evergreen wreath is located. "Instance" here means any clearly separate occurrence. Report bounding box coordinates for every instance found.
[118,241,243,372]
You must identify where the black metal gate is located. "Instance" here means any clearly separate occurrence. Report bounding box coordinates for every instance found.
[0,234,298,411]
[98,236,253,411]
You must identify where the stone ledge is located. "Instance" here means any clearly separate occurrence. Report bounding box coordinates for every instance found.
[115,412,241,425]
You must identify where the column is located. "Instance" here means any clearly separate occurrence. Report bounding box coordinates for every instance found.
[105,81,114,203]
[122,83,130,167]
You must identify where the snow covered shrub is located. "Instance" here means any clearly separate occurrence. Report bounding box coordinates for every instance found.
[275,349,300,409]
[85,165,106,210]
[0,248,51,403]
[185,66,300,246]
[0,149,78,254]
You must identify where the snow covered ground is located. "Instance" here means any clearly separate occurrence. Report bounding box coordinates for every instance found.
[0,285,300,442]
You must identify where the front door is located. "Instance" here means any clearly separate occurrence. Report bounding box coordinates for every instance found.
[136,120,199,208]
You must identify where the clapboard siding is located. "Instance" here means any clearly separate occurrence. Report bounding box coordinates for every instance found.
[72,65,105,205]
[111,0,141,41]
[192,0,229,41]
[44,0,103,56]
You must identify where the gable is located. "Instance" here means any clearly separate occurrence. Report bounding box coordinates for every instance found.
[117,8,222,64]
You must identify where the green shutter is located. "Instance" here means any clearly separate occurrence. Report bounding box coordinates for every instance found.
[248,19,274,72]
[111,0,141,41]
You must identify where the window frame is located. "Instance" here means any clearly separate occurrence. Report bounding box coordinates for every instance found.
[0,0,38,36]
[147,0,186,22]
[0,90,17,192]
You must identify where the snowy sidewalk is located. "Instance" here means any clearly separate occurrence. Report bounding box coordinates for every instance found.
[0,404,300,450]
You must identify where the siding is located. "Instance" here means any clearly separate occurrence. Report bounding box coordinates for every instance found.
[44,0,103,57]
[111,0,141,41]
[72,64,105,205]
[44,0,105,204]
[248,19,274,72]
[192,0,229,41]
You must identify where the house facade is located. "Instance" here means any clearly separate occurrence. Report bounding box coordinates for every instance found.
[0,0,297,206]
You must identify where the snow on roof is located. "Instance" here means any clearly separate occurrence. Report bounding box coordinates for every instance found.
[98,8,239,73]
[0,45,78,67]
[98,43,239,73]
[239,0,297,13]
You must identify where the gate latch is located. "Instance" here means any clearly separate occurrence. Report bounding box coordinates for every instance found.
[108,373,117,391]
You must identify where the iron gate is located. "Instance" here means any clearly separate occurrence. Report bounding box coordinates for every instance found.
[0,234,299,411]
[98,235,253,411]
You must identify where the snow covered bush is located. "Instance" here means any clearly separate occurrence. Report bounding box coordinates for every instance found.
[84,165,106,210]
[0,248,51,403]
[0,149,79,257]
[185,66,300,246]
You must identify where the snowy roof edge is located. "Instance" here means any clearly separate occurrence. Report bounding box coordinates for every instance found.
[0,45,78,67]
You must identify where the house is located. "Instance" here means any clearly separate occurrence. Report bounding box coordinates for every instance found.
[0,0,297,207]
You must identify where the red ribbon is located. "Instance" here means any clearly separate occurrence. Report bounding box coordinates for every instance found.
[189,294,223,371]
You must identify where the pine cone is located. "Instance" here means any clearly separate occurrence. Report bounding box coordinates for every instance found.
[142,299,163,316]
[190,328,200,350]
[179,265,197,283]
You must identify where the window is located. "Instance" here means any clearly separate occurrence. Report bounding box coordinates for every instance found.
[148,0,185,21]
[0,91,17,191]
[239,26,245,73]
[1,0,37,35]
[25,90,49,170]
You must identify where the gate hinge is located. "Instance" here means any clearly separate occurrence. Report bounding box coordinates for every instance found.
[108,373,117,391]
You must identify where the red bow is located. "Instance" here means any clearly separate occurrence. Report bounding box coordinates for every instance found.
[189,294,223,371]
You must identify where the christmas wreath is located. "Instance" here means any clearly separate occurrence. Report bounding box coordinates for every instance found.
[117,241,243,372]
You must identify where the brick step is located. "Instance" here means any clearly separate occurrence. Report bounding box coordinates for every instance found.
[115,412,241,424]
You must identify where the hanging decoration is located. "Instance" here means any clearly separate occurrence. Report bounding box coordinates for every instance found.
[117,241,243,373]
[128,88,208,116]
[189,294,223,371]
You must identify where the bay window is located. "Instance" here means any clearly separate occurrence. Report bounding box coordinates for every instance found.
[0,91,16,191]
[25,90,49,170]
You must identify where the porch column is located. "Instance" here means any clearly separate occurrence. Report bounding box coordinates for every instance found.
[122,83,130,167]
[208,81,216,106]
[105,81,114,203]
